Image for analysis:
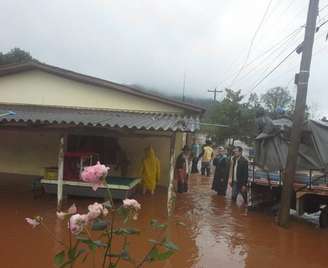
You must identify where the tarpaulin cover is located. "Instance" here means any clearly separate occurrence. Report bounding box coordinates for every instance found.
[255,118,328,171]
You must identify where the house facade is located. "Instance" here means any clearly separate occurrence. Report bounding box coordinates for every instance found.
[0,62,203,190]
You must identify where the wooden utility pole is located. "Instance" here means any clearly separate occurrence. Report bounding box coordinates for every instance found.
[278,0,319,227]
[208,88,222,101]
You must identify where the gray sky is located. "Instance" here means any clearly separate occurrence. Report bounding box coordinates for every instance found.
[1,0,328,117]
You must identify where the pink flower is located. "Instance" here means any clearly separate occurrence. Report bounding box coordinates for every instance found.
[123,199,141,211]
[81,162,110,191]
[87,202,108,221]
[122,199,141,221]
[25,217,40,228]
[69,214,88,235]
[56,203,78,220]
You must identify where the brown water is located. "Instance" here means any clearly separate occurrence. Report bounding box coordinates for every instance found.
[1,173,328,268]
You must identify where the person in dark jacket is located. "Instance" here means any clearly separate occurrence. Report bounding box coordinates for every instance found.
[228,146,248,202]
[212,146,229,195]
[174,145,191,193]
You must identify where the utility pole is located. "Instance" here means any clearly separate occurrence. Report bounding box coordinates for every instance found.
[278,0,319,227]
[208,88,222,101]
[181,72,186,102]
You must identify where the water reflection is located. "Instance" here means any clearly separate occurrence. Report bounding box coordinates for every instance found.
[1,173,328,268]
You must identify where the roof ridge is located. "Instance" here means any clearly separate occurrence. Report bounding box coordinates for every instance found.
[0,62,205,114]
[0,102,179,115]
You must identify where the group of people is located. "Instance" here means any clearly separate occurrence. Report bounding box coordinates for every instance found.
[174,140,249,204]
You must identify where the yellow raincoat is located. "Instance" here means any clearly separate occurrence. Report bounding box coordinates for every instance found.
[140,146,160,192]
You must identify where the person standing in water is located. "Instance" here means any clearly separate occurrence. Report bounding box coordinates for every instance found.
[191,139,200,173]
[140,146,160,195]
[212,146,229,195]
[200,140,214,177]
[175,145,191,193]
[228,146,248,202]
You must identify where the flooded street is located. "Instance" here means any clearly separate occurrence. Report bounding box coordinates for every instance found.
[1,173,328,268]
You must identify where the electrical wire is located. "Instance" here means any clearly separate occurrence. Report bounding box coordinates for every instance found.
[248,47,297,92]
[215,26,303,89]
[245,21,328,96]
[319,2,328,12]
[233,27,303,85]
[229,0,274,87]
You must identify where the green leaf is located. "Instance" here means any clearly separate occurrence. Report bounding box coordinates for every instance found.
[93,240,107,247]
[102,200,112,209]
[76,237,105,250]
[162,240,179,251]
[147,248,175,262]
[91,219,108,231]
[150,219,167,230]
[54,250,65,267]
[68,248,76,260]
[114,227,140,236]
[156,250,175,261]
[75,235,89,242]
[147,248,159,262]
[117,207,130,223]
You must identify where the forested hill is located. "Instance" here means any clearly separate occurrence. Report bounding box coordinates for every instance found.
[128,84,213,109]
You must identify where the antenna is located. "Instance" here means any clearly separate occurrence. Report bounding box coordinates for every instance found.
[182,71,186,102]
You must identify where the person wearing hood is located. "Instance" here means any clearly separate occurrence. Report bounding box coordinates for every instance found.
[140,146,160,195]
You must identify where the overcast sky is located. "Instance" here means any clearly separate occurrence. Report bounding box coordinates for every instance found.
[1,0,328,117]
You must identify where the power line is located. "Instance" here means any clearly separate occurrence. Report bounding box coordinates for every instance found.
[234,28,303,85]
[248,47,297,92]
[216,26,303,89]
[249,28,328,92]
[244,14,328,96]
[229,0,274,87]
[319,2,328,12]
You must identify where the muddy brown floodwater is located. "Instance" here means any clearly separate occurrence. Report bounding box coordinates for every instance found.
[1,173,328,268]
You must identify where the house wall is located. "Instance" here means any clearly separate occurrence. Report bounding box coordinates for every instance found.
[0,130,59,176]
[0,70,184,113]
[118,132,185,187]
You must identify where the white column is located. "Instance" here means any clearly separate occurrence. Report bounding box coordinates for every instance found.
[167,133,177,217]
[57,135,65,211]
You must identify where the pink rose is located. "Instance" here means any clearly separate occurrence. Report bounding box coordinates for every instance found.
[122,199,141,221]
[123,199,141,210]
[81,162,110,191]
[69,214,88,235]
[87,202,108,221]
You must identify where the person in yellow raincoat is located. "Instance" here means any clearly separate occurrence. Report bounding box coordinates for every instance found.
[140,146,160,195]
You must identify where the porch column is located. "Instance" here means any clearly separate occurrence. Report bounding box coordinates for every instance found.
[167,133,177,217]
[57,135,66,211]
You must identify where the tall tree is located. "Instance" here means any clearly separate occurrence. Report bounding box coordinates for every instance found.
[203,89,257,146]
[260,86,293,114]
[0,48,34,65]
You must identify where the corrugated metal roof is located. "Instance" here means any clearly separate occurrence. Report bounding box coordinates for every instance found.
[0,104,200,132]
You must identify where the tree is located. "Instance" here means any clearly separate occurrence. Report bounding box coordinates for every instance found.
[0,48,34,65]
[260,87,293,114]
[202,89,257,146]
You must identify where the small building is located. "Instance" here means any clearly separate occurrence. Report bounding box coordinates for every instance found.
[0,62,204,206]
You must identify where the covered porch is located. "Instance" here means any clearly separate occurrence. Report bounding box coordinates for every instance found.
[0,103,200,208]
